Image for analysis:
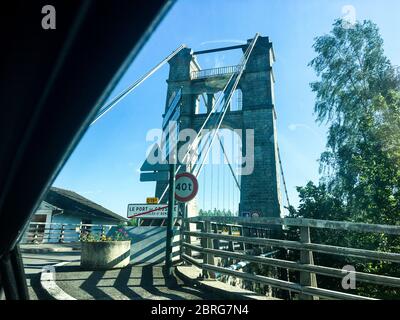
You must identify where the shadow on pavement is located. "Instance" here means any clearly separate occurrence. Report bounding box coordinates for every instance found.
[53,263,226,300]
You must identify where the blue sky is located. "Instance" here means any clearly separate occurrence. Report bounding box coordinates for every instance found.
[53,0,400,217]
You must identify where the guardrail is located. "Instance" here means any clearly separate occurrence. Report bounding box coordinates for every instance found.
[20,222,117,244]
[180,216,400,300]
[190,65,242,80]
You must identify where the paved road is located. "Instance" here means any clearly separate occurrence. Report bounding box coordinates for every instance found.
[21,244,255,301]
[53,261,225,300]
[22,251,80,300]
[22,250,224,300]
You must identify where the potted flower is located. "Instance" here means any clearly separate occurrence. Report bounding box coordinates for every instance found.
[80,225,131,270]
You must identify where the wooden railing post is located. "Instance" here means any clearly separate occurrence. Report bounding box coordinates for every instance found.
[100,225,105,239]
[59,224,65,243]
[228,225,234,252]
[79,222,85,241]
[199,221,207,260]
[180,219,191,264]
[179,218,184,262]
[46,223,51,243]
[185,220,191,257]
[200,221,206,277]
[239,226,246,251]
[213,223,220,250]
[299,226,318,300]
[32,224,39,244]
[203,220,215,279]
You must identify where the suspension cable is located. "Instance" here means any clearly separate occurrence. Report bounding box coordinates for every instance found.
[233,172,236,214]
[223,160,225,211]
[235,138,240,214]
[210,161,213,211]
[227,158,231,213]
[217,133,240,190]
[91,45,187,125]
[202,162,206,210]
[277,145,291,209]
[217,158,220,209]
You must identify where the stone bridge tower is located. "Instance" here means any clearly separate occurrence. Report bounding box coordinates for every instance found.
[156,36,282,218]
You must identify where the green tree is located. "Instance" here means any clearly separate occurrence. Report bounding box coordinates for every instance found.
[309,19,400,224]
[292,19,400,298]
[198,208,236,217]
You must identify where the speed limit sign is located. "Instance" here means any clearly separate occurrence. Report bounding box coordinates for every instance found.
[175,172,198,202]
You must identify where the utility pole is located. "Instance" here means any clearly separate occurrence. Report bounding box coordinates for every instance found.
[165,162,176,277]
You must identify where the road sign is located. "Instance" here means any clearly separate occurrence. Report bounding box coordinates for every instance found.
[146,197,159,204]
[174,172,198,202]
[140,171,169,182]
[127,204,178,219]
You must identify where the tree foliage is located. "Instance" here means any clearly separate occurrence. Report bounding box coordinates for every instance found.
[291,19,400,298]
[198,208,236,217]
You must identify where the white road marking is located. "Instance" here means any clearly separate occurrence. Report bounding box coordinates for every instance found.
[40,261,77,300]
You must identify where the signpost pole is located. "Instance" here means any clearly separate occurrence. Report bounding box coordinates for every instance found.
[165,162,176,277]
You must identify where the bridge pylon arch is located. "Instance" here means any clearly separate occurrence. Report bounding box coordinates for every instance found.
[156,36,282,219]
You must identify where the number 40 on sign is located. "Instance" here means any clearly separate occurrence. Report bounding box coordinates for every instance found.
[175,172,198,203]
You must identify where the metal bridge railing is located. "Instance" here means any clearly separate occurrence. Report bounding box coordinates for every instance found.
[190,65,242,80]
[180,216,400,300]
[20,222,118,244]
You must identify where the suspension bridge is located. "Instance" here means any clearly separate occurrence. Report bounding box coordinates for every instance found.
[94,33,290,221]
